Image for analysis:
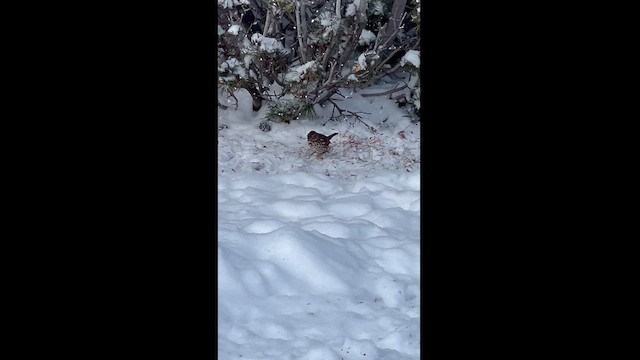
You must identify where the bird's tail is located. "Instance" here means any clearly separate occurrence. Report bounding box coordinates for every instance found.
[327,132,339,140]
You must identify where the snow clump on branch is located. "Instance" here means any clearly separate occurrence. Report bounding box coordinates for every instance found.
[400,50,420,69]
[226,24,241,36]
[217,0,249,9]
[250,33,289,54]
[285,61,317,83]
[358,29,376,46]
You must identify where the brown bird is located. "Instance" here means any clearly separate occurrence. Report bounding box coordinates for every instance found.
[307,131,338,156]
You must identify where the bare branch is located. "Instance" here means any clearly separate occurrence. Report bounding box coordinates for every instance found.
[325,99,376,133]
[377,12,408,52]
[367,36,420,86]
[247,0,267,20]
[295,1,307,62]
[263,9,273,36]
[360,84,408,97]
[337,0,368,66]
[321,31,341,70]
[379,0,407,46]
[322,59,339,87]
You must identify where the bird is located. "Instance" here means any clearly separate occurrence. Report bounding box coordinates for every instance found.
[307,131,338,157]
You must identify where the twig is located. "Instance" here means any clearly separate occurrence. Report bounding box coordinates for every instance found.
[377,12,408,53]
[263,9,273,36]
[334,90,346,99]
[226,92,239,110]
[246,0,267,20]
[274,74,286,87]
[322,58,339,87]
[325,99,376,132]
[360,84,408,97]
[380,0,408,46]
[374,62,403,81]
[337,1,368,67]
[368,37,420,85]
[321,29,340,69]
[261,90,284,101]
[372,22,387,51]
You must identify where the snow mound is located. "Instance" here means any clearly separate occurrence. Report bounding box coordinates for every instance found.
[218,172,420,359]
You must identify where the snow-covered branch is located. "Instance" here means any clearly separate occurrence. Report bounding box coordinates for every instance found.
[217,0,421,119]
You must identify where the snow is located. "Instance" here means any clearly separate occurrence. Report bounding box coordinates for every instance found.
[218,89,419,177]
[359,29,376,46]
[285,61,317,83]
[371,1,386,15]
[346,4,357,17]
[318,11,339,38]
[218,0,249,9]
[357,53,368,70]
[227,24,241,36]
[319,11,337,27]
[413,89,421,110]
[218,85,420,359]
[219,57,247,79]
[401,50,420,69]
[251,33,287,54]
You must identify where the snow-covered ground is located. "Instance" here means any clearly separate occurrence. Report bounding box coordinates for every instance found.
[218,86,420,359]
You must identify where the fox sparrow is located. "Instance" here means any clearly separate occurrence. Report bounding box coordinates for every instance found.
[307,131,338,156]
